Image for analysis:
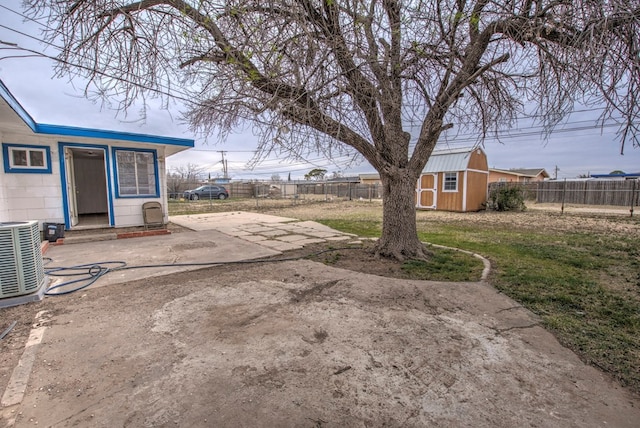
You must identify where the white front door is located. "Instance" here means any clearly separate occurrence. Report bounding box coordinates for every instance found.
[64,147,79,226]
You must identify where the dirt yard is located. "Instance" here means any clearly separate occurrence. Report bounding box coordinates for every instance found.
[1,202,639,427]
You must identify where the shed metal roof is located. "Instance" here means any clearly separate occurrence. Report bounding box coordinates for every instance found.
[422,147,479,173]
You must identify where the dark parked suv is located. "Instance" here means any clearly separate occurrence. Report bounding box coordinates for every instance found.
[183,185,229,200]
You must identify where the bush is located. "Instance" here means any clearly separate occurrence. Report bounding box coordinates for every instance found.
[487,185,526,211]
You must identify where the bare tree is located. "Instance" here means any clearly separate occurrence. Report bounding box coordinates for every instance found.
[167,163,205,196]
[271,173,282,182]
[25,0,640,259]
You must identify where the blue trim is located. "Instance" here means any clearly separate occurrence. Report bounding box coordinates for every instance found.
[59,143,114,228]
[591,173,640,178]
[58,145,70,229]
[0,80,37,131]
[2,143,52,174]
[112,147,160,198]
[37,124,193,147]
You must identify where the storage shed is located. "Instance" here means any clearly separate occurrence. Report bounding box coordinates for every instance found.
[416,147,488,212]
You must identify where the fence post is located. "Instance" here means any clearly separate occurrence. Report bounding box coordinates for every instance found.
[255,185,259,209]
[561,178,566,215]
[631,180,637,218]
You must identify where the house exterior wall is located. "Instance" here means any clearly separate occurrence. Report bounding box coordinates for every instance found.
[111,154,168,227]
[0,127,172,229]
[0,129,65,225]
[488,170,545,183]
[1,80,193,231]
[360,178,381,185]
[488,170,526,182]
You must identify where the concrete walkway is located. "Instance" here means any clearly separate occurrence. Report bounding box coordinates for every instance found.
[169,211,359,251]
[4,212,640,427]
[41,212,359,294]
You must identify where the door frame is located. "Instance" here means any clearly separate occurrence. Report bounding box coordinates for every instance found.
[59,142,115,229]
[416,173,438,209]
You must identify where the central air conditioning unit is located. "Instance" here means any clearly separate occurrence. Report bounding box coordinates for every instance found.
[0,220,46,300]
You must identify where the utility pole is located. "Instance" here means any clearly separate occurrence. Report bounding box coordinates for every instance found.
[554,165,559,180]
[218,151,229,179]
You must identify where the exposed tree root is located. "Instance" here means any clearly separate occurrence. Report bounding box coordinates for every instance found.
[373,240,433,262]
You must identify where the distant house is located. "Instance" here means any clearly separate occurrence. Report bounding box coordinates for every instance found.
[0,79,194,231]
[416,147,489,212]
[590,172,640,180]
[327,176,360,183]
[488,168,549,183]
[358,173,382,185]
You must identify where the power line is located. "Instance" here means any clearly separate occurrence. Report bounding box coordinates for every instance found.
[1,10,636,178]
[0,19,627,128]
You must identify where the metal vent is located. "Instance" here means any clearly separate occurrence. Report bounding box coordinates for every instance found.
[0,221,46,298]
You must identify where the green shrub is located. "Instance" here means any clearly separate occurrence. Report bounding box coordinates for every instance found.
[487,185,526,211]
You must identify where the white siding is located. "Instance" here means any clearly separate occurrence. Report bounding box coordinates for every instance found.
[0,131,65,225]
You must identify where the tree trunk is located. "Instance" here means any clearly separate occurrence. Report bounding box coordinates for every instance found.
[375,170,430,261]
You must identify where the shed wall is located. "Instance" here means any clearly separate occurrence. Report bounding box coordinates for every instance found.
[466,170,488,211]
[415,148,488,212]
[435,172,464,211]
[468,149,488,171]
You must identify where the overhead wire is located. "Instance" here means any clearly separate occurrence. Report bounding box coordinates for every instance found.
[0,13,624,130]
[0,7,635,178]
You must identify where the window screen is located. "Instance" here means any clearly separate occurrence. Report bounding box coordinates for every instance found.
[115,149,157,196]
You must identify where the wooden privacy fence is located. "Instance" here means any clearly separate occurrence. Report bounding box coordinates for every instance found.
[536,180,639,207]
[296,183,383,200]
[167,181,384,200]
[488,180,640,209]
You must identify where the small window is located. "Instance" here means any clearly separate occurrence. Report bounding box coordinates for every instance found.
[443,172,458,192]
[113,148,158,197]
[2,143,52,173]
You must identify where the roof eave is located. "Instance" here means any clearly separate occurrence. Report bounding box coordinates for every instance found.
[1,79,194,149]
[0,80,38,131]
[36,123,193,147]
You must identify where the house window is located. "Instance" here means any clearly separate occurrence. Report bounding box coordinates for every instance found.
[2,143,52,173]
[443,172,458,192]
[114,148,158,197]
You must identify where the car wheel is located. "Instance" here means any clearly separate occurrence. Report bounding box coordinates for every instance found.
[192,194,199,201]
[218,193,227,200]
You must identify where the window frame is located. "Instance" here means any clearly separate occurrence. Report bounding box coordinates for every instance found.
[442,172,458,192]
[112,147,160,198]
[2,143,52,174]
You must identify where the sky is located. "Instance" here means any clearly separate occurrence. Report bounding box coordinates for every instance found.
[1,0,638,180]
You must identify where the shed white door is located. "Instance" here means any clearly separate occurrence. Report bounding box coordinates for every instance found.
[416,173,437,209]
